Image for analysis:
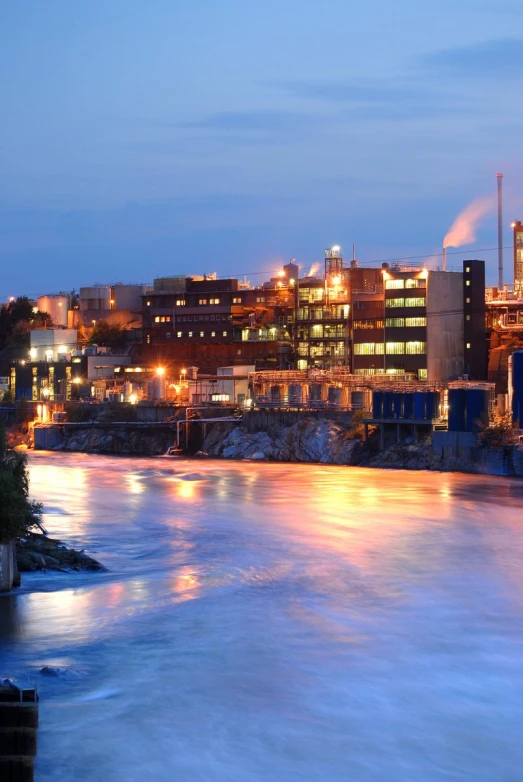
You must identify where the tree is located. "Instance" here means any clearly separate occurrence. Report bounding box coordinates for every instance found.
[0,429,42,542]
[88,320,126,350]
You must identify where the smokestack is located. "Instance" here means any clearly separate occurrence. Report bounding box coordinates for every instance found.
[442,246,447,271]
[497,173,503,290]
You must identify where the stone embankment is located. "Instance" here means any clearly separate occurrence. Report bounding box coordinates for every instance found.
[203,417,523,476]
[39,424,175,455]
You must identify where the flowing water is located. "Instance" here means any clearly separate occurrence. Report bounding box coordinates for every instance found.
[1,452,523,781]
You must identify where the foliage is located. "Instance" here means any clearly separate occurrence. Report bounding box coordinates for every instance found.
[88,320,126,350]
[0,428,43,542]
[476,412,515,450]
[0,296,53,352]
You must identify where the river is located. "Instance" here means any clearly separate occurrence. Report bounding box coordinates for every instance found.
[1,453,523,781]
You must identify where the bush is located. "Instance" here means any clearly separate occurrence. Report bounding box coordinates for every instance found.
[477,413,515,450]
[0,428,42,542]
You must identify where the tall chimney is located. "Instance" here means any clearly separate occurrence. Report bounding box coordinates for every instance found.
[497,173,503,290]
[442,246,447,271]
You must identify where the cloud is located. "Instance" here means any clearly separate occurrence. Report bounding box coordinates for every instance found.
[423,38,523,79]
[177,109,322,134]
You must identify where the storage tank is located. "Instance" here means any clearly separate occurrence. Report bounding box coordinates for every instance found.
[288,384,302,406]
[393,392,403,419]
[351,391,364,410]
[37,294,69,327]
[327,386,341,406]
[149,375,166,401]
[79,286,111,312]
[372,391,383,419]
[123,381,133,402]
[413,391,426,420]
[425,391,441,420]
[187,366,199,381]
[465,388,490,432]
[448,388,466,431]
[382,391,393,419]
[511,350,523,425]
[403,393,414,419]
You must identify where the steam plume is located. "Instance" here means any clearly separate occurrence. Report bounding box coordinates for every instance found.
[443,195,496,248]
[308,262,321,277]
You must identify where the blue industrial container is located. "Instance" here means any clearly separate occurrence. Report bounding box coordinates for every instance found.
[393,392,403,419]
[382,391,393,419]
[425,391,441,420]
[372,391,383,419]
[512,350,523,425]
[288,384,302,406]
[448,389,466,431]
[465,388,490,432]
[328,387,341,405]
[413,391,426,420]
[403,393,414,419]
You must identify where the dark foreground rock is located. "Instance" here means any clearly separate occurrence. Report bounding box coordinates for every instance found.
[16,533,105,572]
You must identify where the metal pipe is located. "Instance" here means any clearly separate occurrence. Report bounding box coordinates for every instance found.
[442,246,446,271]
[497,172,504,290]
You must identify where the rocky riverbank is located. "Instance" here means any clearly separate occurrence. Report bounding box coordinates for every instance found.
[17,533,104,572]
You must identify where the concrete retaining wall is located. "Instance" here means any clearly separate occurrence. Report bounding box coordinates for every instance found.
[0,541,19,592]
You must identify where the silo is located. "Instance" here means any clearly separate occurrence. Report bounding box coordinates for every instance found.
[448,388,466,431]
[511,350,523,424]
[328,386,341,406]
[351,390,364,410]
[372,391,383,419]
[37,294,69,327]
[393,392,403,419]
[123,381,133,402]
[413,391,426,420]
[465,388,490,432]
[382,391,393,419]
[425,391,441,420]
[150,375,166,401]
[403,393,414,419]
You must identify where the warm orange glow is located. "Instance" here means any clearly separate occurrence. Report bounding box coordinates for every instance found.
[156,366,165,376]
[277,270,285,278]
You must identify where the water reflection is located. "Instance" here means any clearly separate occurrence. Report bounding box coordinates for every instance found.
[3,453,523,782]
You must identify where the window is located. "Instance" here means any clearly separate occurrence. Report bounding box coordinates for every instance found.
[210,298,220,305]
[405,317,426,327]
[177,331,182,337]
[154,316,160,322]
[385,318,405,328]
[385,279,405,289]
[386,298,405,308]
[386,342,405,354]
[200,331,204,337]
[211,331,215,337]
[146,301,151,306]
[418,369,428,380]
[405,341,426,354]
[354,319,385,330]
[233,297,241,304]
[466,297,471,304]
[465,280,471,287]
[466,342,471,349]
[222,331,227,336]
[199,299,208,305]
[405,278,425,288]
[405,297,425,307]
[353,343,384,355]
[175,299,185,306]
[146,334,151,344]
[466,314,471,321]
[256,296,265,303]
[188,331,193,337]
[465,266,470,273]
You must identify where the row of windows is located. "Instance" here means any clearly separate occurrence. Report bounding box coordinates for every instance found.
[354,341,427,355]
[386,297,426,308]
[173,331,229,338]
[353,320,385,330]
[385,317,426,327]
[353,367,428,380]
[198,298,221,305]
[384,278,426,290]
[353,300,385,311]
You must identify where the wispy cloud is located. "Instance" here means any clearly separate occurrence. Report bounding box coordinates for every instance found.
[423,38,523,79]
[177,109,322,134]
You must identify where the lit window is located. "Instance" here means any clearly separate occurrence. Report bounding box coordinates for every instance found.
[465,280,471,286]
[466,314,471,321]
[200,331,204,337]
[385,318,405,328]
[405,297,425,307]
[177,331,182,337]
[466,297,471,303]
[353,343,384,355]
[466,342,471,349]
[405,317,426,327]
[405,341,426,354]
[385,342,405,354]
[210,298,220,305]
[222,331,227,336]
[385,279,405,290]
[211,331,215,337]
[199,299,208,305]
[386,298,405,308]
[146,301,151,306]
[188,331,193,337]
[418,369,428,380]
[233,297,241,304]
[175,300,185,306]
[465,266,470,272]
[154,316,160,322]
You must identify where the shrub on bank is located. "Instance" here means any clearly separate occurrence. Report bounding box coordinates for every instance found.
[0,428,42,542]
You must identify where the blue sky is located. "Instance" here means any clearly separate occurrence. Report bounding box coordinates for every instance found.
[1,0,523,295]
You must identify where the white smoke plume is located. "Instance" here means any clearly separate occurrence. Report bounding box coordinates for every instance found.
[308,262,321,277]
[443,195,496,248]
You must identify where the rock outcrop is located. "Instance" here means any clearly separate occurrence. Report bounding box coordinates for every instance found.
[17,533,104,572]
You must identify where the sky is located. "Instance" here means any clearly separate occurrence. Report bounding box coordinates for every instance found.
[1,0,523,296]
